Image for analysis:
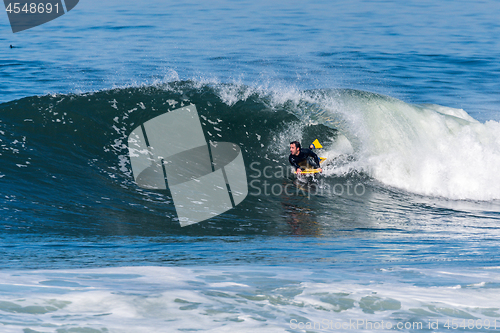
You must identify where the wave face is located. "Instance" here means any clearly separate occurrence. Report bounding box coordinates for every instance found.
[1,81,499,233]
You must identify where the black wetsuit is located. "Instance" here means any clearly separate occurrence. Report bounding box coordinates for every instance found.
[289,148,320,170]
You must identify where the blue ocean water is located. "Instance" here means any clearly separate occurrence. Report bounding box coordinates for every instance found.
[1,1,500,332]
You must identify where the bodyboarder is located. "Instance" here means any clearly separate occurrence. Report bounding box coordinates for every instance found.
[289,141,322,174]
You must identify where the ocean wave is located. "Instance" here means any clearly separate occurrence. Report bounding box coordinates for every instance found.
[1,81,499,231]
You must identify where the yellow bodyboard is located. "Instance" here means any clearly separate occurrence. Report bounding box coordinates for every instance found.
[311,139,323,149]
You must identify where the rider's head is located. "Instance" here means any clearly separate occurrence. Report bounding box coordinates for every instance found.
[289,141,301,155]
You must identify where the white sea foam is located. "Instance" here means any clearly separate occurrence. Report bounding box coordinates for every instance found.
[1,266,499,333]
[350,97,500,200]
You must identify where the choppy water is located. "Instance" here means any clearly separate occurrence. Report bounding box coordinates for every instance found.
[1,0,500,332]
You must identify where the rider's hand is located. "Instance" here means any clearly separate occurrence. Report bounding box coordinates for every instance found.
[296,168,302,174]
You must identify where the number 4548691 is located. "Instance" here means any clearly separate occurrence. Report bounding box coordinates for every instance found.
[5,2,59,14]
[444,319,497,330]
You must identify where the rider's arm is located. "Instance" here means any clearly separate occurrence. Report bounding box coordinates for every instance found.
[305,149,320,166]
[312,151,320,166]
[289,155,300,169]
